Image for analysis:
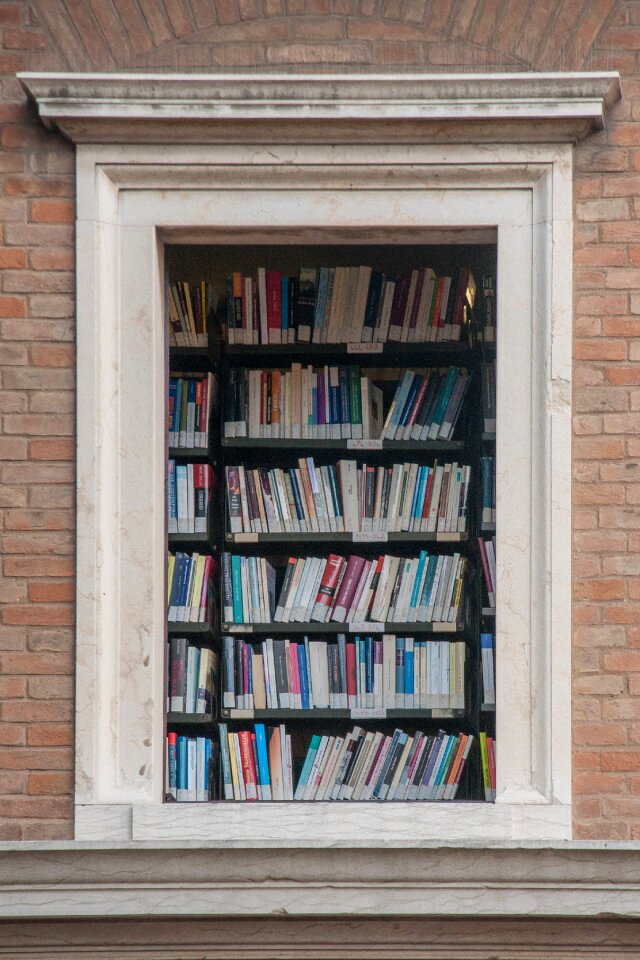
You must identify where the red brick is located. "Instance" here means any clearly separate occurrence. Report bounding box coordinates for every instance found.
[0,5,23,24]
[2,606,74,627]
[0,247,26,269]
[574,722,627,746]
[2,701,73,723]
[0,677,26,699]
[0,797,72,819]
[3,414,72,436]
[573,772,626,795]
[30,344,74,367]
[574,578,625,600]
[0,652,73,675]
[574,340,627,361]
[29,439,74,461]
[0,723,25,746]
[27,724,73,747]
[27,771,73,796]
[0,295,26,318]
[573,484,624,505]
[3,27,47,49]
[29,199,74,224]
[2,557,74,577]
[28,582,74,603]
[4,510,73,531]
[0,771,26,793]
[0,748,73,770]
[28,247,74,270]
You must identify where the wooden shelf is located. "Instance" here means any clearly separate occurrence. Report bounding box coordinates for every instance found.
[167,712,215,725]
[222,621,462,635]
[224,341,477,364]
[169,446,212,460]
[222,437,465,452]
[222,707,465,720]
[225,530,468,545]
[167,621,214,636]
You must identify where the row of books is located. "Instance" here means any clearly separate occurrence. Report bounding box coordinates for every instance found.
[219,722,293,801]
[479,732,497,801]
[167,638,218,714]
[221,551,468,626]
[226,459,471,536]
[481,361,496,432]
[168,462,214,535]
[167,552,216,623]
[381,368,469,442]
[223,266,476,346]
[167,280,213,348]
[168,374,217,449]
[165,734,218,801]
[478,537,497,609]
[224,365,382,441]
[223,365,469,444]
[480,456,496,526]
[222,635,466,712]
[480,633,495,706]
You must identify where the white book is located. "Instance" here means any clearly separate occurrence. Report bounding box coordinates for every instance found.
[306,736,333,800]
[309,640,330,708]
[281,559,304,623]
[186,463,195,534]
[290,558,313,623]
[350,560,375,623]
[338,459,359,533]
[426,465,444,533]
[343,731,375,801]
[299,557,325,622]
[319,467,336,533]
[426,555,445,622]
[387,463,403,532]
[176,464,189,534]
[303,558,327,623]
[382,634,396,708]
[316,736,345,801]
[185,645,199,714]
[432,555,453,624]
[370,555,400,624]
[394,558,415,623]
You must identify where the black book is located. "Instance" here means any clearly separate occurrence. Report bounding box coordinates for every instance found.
[272,639,290,709]
[169,637,188,713]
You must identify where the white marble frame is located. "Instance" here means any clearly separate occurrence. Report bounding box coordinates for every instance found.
[74,141,572,842]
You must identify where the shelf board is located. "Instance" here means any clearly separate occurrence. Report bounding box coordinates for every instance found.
[224,341,476,363]
[167,621,214,635]
[480,703,496,712]
[222,621,461,635]
[481,607,496,617]
[169,446,212,460]
[222,437,465,452]
[169,531,213,546]
[225,531,467,545]
[222,707,465,720]
[167,712,215,725]
[480,523,496,534]
[481,432,496,443]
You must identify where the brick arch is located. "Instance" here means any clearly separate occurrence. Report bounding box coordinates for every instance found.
[28,0,621,73]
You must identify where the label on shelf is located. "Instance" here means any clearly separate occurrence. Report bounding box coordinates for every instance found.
[226,709,255,719]
[347,439,383,450]
[346,343,384,354]
[351,708,387,719]
[349,621,384,633]
[231,532,259,543]
[224,623,252,633]
[353,531,387,543]
[431,709,455,719]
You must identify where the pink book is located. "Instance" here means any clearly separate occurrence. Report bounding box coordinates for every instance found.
[331,555,366,623]
[345,559,373,622]
[289,641,302,709]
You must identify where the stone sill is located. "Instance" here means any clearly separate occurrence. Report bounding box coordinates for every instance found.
[1,840,639,920]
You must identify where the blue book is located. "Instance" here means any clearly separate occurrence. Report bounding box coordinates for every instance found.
[293,734,322,799]
[413,468,428,527]
[177,735,189,801]
[362,270,383,338]
[186,379,197,447]
[428,367,459,438]
[303,636,313,708]
[432,734,459,797]
[172,378,182,445]
[480,456,493,523]
[372,728,401,799]
[254,724,272,800]
[337,633,347,709]
[221,553,233,623]
[218,723,233,800]
[404,638,414,707]
[230,554,244,623]
[167,459,177,532]
[339,366,351,438]
[168,553,183,620]
[420,730,445,796]
[329,366,340,435]
[168,380,178,445]
[177,554,192,620]
[397,373,422,431]
[395,637,405,704]
[384,371,414,439]
[298,643,310,709]
[408,550,428,616]
[365,636,374,704]
[167,733,177,799]
[418,555,438,613]
[311,374,318,434]
[281,277,289,340]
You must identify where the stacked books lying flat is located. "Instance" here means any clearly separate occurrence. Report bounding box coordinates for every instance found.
[168,373,217,449]
[219,722,474,802]
[167,638,218,714]
[221,551,468,626]
[480,732,497,801]
[220,722,293,800]
[224,365,469,443]
[166,733,218,801]
[223,265,476,345]
[168,552,216,624]
[168,462,214,535]
[222,635,466,712]
[226,459,471,536]
[480,456,496,526]
[168,280,213,347]
[481,360,496,433]
[478,537,496,610]
[225,364,382,441]
[480,633,495,707]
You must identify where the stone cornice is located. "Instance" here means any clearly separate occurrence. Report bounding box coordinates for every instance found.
[1,841,639,919]
[18,71,621,144]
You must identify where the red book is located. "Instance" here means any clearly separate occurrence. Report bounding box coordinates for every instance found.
[422,465,436,522]
[331,554,366,623]
[238,730,258,800]
[266,269,282,345]
[430,278,446,339]
[407,268,425,338]
[289,641,302,707]
[361,554,384,621]
[199,376,208,440]
[346,641,357,708]
[487,736,496,793]
[310,554,345,623]
[403,371,431,435]
[260,371,268,434]
[477,538,495,607]
[387,274,410,341]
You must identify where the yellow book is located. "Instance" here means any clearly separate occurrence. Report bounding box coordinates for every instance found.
[167,554,175,606]
[182,281,196,342]
[479,731,491,801]
[227,731,240,801]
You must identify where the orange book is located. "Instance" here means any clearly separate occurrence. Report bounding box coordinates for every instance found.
[238,730,258,801]
[269,726,284,801]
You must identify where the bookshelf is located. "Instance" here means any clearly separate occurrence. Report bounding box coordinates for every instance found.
[165,243,497,804]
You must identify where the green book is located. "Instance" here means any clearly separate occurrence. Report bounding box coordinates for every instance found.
[348,366,362,439]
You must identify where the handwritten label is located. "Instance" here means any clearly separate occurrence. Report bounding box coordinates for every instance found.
[353,531,387,543]
[347,438,383,450]
[351,708,387,719]
[347,342,384,354]
[348,621,384,633]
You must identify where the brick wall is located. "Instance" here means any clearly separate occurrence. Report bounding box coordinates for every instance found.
[0,0,638,840]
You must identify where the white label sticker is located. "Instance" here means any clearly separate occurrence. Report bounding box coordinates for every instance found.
[347,438,383,450]
[232,532,259,543]
[351,708,387,719]
[349,621,384,633]
[353,531,387,542]
[347,342,384,354]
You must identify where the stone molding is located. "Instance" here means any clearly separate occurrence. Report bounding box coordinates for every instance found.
[1,841,640,921]
[18,71,621,143]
